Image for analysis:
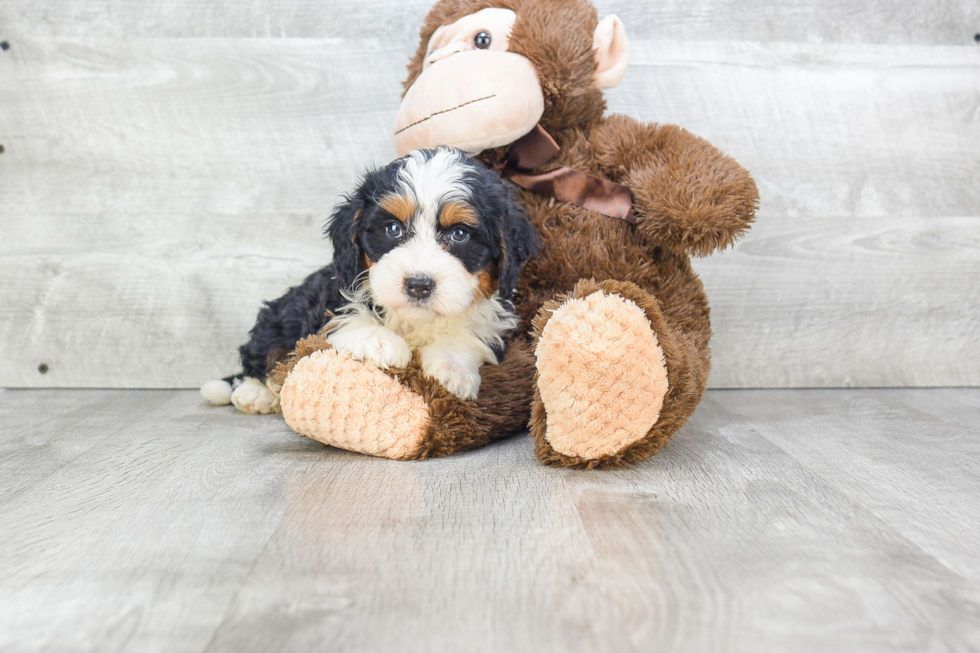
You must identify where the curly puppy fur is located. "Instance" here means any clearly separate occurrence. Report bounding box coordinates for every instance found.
[211,147,538,407]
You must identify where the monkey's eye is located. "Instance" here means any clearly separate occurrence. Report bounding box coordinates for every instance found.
[450,226,470,243]
[385,223,404,239]
[473,31,492,49]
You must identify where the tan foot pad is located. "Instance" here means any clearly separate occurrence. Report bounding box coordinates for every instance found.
[279,349,431,460]
[536,291,669,460]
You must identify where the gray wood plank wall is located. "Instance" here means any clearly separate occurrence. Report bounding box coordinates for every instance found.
[1,1,978,388]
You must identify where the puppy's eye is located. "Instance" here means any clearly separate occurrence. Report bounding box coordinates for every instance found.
[385,223,404,239]
[450,226,470,243]
[474,31,491,49]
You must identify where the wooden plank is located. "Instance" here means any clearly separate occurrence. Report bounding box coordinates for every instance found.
[2,389,979,651]
[0,212,329,387]
[2,213,977,388]
[606,41,980,221]
[696,215,980,388]
[561,391,980,652]
[710,389,980,584]
[202,437,624,653]
[1,39,978,388]
[2,0,977,45]
[0,390,305,652]
[0,389,171,501]
[0,1,435,40]
[1,39,977,219]
[600,0,980,46]
[0,37,404,217]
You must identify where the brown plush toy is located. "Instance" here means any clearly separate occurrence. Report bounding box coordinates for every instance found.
[272,0,759,469]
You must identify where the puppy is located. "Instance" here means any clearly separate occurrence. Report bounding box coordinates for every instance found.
[201,147,538,413]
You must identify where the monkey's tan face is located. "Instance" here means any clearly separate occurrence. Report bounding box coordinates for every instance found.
[393,8,545,156]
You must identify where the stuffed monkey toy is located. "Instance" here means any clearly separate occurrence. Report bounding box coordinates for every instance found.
[273,0,759,468]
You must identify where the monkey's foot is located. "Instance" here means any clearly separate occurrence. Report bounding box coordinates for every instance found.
[531,280,675,469]
[276,335,536,461]
[280,349,431,460]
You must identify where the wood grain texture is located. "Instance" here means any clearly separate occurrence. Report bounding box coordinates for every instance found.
[598,0,980,46]
[3,0,978,44]
[606,42,980,220]
[0,37,403,216]
[714,390,980,586]
[1,37,978,388]
[1,388,979,652]
[0,390,167,502]
[697,215,980,388]
[0,213,329,387]
[4,211,974,388]
[2,40,978,219]
[0,1,436,40]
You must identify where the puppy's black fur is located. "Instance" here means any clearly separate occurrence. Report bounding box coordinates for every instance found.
[232,149,538,384]
[236,267,342,380]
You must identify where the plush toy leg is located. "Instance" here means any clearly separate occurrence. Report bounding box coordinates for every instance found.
[530,279,707,469]
[272,333,536,461]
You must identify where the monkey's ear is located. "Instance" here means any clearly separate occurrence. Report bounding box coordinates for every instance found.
[495,192,539,305]
[325,195,365,292]
[593,15,629,89]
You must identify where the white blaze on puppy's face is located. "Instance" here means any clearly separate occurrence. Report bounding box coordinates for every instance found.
[368,149,482,319]
[324,146,534,398]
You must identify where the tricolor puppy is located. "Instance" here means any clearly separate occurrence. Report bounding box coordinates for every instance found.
[201,147,538,413]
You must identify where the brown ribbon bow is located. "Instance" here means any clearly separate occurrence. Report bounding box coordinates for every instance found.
[493,125,635,223]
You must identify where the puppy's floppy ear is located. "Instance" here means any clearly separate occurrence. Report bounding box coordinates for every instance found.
[494,184,539,304]
[325,193,366,292]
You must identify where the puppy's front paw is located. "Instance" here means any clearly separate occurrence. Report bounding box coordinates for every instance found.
[231,377,281,415]
[328,326,412,369]
[420,349,481,400]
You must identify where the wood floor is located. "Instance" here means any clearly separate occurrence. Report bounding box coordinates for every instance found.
[1,388,978,652]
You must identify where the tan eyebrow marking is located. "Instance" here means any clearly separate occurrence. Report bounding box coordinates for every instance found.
[378,194,417,223]
[439,201,480,229]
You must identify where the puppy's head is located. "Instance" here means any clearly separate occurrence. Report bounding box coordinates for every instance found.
[327,147,537,319]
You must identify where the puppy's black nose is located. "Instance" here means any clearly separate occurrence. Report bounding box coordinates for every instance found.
[404,275,435,300]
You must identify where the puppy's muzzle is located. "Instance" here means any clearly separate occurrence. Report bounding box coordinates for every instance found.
[404,275,435,301]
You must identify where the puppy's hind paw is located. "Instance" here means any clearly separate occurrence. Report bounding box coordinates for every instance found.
[200,379,233,406]
[231,377,281,415]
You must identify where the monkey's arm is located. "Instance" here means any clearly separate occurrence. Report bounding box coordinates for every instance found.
[593,114,759,256]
